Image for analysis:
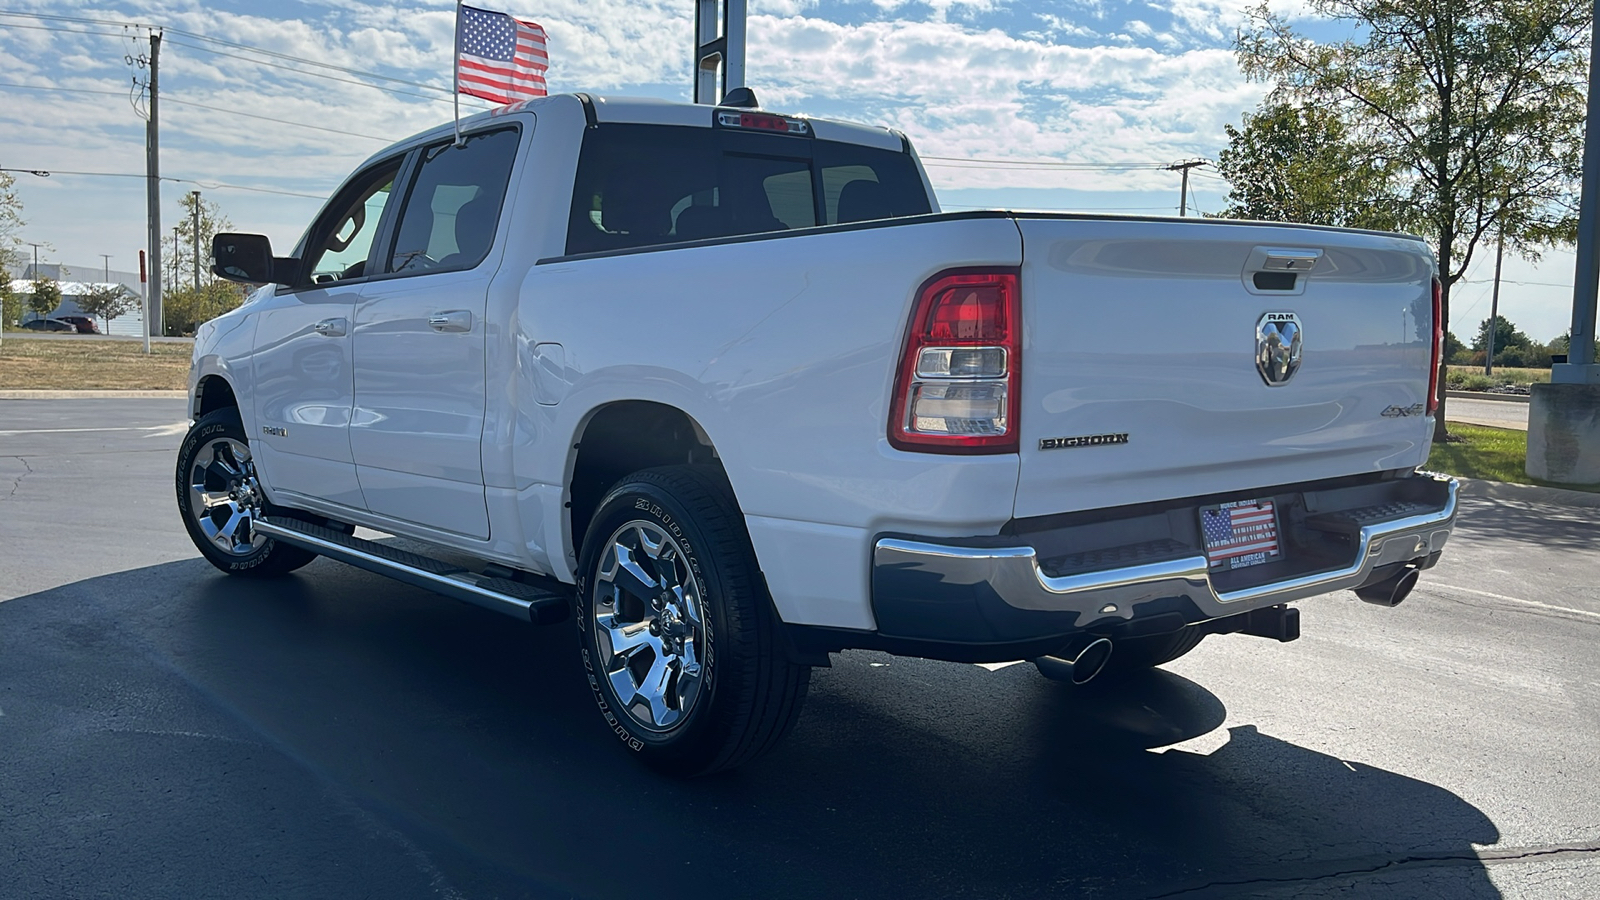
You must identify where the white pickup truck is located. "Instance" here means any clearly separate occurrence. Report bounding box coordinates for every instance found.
[181,92,1458,775]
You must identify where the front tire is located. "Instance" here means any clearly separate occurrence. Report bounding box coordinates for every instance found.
[176,408,317,578]
[576,466,810,777]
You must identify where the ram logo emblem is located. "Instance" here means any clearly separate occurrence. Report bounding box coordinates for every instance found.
[1257,312,1303,386]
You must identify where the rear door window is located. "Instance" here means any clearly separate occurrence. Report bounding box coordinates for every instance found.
[566,124,931,256]
[385,127,520,275]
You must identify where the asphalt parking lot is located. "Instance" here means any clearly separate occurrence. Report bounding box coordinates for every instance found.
[2,398,1597,899]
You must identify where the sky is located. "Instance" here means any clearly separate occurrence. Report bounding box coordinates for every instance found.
[0,0,1587,343]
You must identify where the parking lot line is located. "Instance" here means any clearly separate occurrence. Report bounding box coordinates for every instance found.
[1426,583,1600,621]
[0,423,188,436]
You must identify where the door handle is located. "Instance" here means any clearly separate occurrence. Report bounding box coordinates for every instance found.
[428,310,473,333]
[313,317,346,337]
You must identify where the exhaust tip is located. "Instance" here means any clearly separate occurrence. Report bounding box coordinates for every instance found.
[1034,637,1115,685]
[1070,637,1114,684]
[1356,567,1420,607]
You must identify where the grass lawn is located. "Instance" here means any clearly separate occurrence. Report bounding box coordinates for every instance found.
[1430,423,1600,493]
[0,336,191,390]
[1444,365,1552,392]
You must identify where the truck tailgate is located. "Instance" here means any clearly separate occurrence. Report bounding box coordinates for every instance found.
[1013,217,1436,519]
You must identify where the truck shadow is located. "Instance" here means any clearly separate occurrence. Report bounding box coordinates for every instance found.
[1452,491,1599,552]
[0,559,1502,900]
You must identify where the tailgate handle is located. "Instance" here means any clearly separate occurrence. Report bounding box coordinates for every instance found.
[1259,248,1323,271]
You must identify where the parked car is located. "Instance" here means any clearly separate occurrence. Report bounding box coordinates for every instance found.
[54,315,101,334]
[180,92,1458,776]
[21,318,77,333]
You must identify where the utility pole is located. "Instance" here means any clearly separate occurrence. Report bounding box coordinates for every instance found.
[28,242,41,279]
[100,253,112,285]
[1484,235,1504,376]
[145,31,163,339]
[1165,160,1207,217]
[190,190,201,291]
[172,226,180,289]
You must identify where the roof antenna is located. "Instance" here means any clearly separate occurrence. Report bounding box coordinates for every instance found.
[720,87,759,109]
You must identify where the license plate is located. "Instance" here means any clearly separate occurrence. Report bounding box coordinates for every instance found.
[1199,499,1283,571]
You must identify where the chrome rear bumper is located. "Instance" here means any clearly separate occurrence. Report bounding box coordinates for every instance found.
[871,474,1457,640]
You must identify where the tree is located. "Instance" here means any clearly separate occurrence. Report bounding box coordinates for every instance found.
[1237,0,1589,439]
[0,171,22,280]
[75,284,140,332]
[0,172,23,330]
[27,278,61,320]
[1217,102,1414,231]
[1472,314,1532,354]
[1443,330,1470,365]
[162,281,247,336]
[167,193,233,292]
[1551,330,1600,361]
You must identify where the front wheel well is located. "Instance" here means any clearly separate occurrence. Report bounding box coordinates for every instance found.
[194,375,238,418]
[568,402,722,554]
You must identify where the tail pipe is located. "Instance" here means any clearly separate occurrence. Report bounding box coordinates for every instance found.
[1355,565,1421,608]
[1034,636,1114,686]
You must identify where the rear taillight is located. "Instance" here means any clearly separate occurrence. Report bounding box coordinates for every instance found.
[888,269,1020,453]
[1427,277,1443,415]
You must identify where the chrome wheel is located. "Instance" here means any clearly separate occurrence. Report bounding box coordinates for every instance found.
[186,436,266,556]
[592,520,707,732]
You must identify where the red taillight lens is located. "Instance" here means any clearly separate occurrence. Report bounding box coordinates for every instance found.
[1427,277,1443,415]
[889,270,1021,453]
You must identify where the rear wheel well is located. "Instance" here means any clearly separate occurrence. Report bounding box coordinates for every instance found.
[194,375,238,418]
[569,402,721,554]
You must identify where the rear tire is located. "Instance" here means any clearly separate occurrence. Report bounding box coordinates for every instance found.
[575,465,810,777]
[176,408,318,578]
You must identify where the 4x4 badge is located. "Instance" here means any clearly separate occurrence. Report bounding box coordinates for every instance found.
[1257,311,1302,386]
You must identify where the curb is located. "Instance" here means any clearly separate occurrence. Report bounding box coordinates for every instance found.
[1455,476,1600,509]
[0,390,187,399]
[1,333,193,344]
[1446,391,1530,404]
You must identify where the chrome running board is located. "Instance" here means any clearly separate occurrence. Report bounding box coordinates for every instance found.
[255,516,570,625]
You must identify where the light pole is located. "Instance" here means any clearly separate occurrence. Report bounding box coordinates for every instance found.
[190,190,201,292]
[100,253,113,285]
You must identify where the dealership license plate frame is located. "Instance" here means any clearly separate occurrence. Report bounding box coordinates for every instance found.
[1199,498,1284,571]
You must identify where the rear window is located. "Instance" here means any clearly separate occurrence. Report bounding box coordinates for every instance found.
[565,123,932,256]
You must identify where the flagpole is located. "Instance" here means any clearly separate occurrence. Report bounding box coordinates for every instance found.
[453,0,464,147]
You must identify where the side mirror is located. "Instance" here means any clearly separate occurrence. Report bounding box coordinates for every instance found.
[212,233,295,286]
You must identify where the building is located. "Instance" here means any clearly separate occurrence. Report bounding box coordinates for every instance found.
[8,262,148,337]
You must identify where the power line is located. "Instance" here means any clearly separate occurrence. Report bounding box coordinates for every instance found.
[0,166,329,199]
[162,39,456,105]
[0,81,127,97]
[923,156,1170,170]
[1462,277,1574,288]
[0,81,393,142]
[0,20,130,39]
[941,203,1178,211]
[0,10,454,95]
[0,12,481,107]
[165,97,392,142]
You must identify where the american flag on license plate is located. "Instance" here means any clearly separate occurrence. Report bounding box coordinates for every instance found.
[457,4,548,105]
[1201,500,1280,568]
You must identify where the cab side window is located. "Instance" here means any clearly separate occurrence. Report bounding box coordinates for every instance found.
[303,161,401,285]
[387,128,520,275]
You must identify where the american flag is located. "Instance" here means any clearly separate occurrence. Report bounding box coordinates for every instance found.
[456,4,548,105]
[1201,500,1281,568]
